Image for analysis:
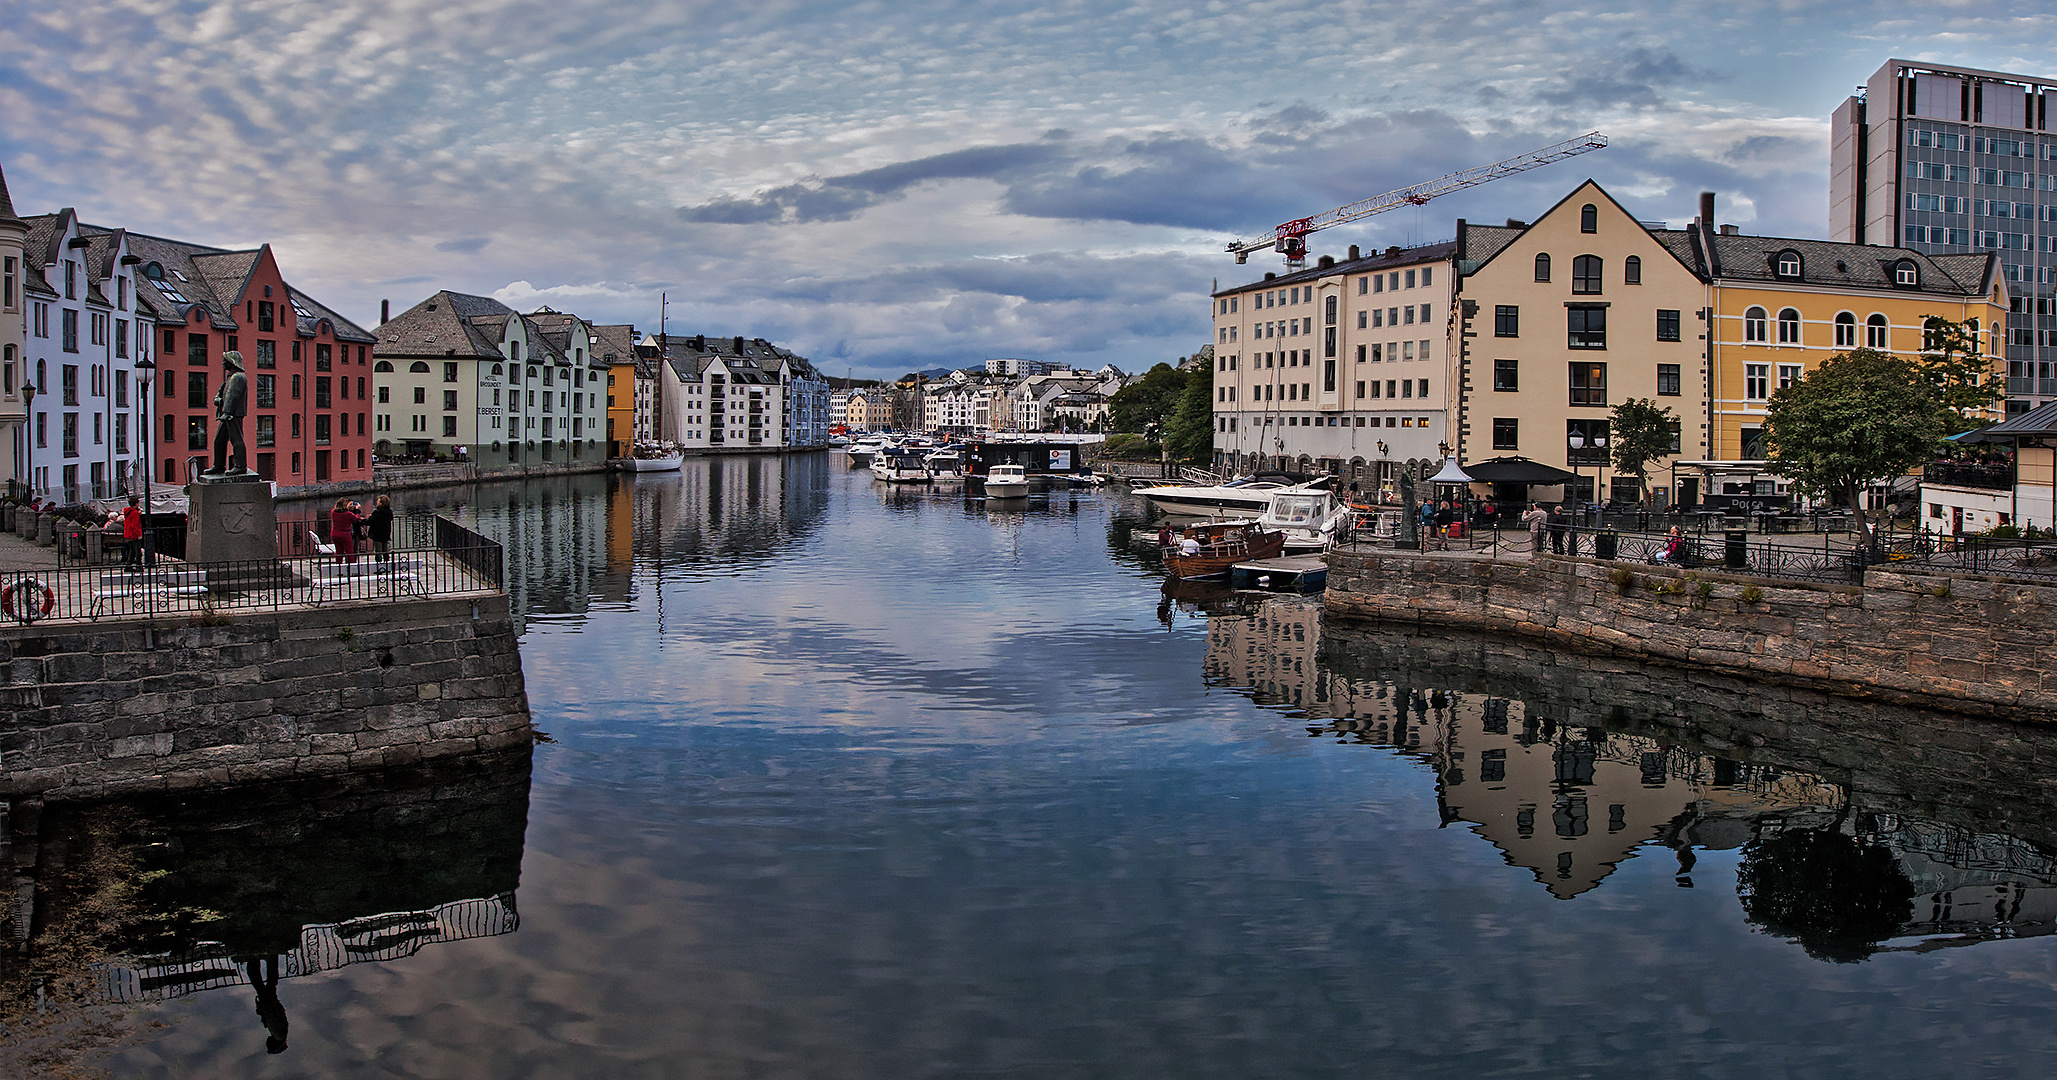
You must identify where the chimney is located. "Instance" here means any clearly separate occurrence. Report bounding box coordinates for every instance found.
[734,335,745,353]
[1699,192,1715,233]
[1317,254,1335,269]
[1720,224,1739,236]
[1348,244,1361,260]
[380,299,390,325]
[693,334,705,350]
[1505,219,1526,229]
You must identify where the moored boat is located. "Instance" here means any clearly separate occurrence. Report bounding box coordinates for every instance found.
[982,464,1030,499]
[924,449,967,482]
[872,448,932,483]
[1161,521,1286,580]
[1256,488,1344,554]
[619,446,684,472]
[1133,473,1327,518]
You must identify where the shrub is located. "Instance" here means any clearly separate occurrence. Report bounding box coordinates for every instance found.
[1608,567,1636,594]
[1740,585,1764,604]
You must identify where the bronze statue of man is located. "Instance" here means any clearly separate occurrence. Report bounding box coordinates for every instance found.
[208,350,251,476]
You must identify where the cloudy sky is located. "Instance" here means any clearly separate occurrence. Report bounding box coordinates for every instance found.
[4,1,2055,380]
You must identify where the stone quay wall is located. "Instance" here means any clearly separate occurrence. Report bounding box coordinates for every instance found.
[1326,548,2057,722]
[0,595,532,799]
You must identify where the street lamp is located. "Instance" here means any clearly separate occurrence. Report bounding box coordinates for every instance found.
[1568,430,1608,524]
[20,380,36,504]
[134,357,155,565]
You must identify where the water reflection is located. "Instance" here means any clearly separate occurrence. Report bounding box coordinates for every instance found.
[1206,597,2057,959]
[2,749,529,1062]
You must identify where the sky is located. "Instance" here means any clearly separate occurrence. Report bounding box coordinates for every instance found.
[4,1,2056,381]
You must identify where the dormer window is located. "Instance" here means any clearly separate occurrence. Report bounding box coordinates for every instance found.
[1580,204,1598,233]
[1894,260,1919,286]
[1776,251,1802,278]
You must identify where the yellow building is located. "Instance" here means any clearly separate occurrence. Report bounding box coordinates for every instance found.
[594,324,639,456]
[1452,181,1708,506]
[1684,201,2006,472]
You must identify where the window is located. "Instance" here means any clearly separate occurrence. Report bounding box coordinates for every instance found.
[1657,309,1681,342]
[1580,204,1597,233]
[1534,253,1551,282]
[1495,305,1518,337]
[1776,251,1801,278]
[187,416,207,450]
[1571,255,1602,294]
[315,343,332,370]
[413,386,426,404]
[61,364,78,405]
[378,385,390,403]
[314,414,331,446]
[1743,306,1768,342]
[291,374,301,400]
[1623,255,1641,285]
[1866,314,1888,349]
[1567,305,1606,349]
[1493,418,1519,450]
[444,361,459,382]
[1894,260,1918,286]
[255,374,275,409]
[2,256,12,309]
[444,390,458,411]
[256,415,275,447]
[1746,364,1769,400]
[443,416,459,438]
[187,371,207,409]
[315,376,331,410]
[1777,308,1801,344]
[1778,363,1802,390]
[258,300,274,331]
[1657,363,1681,396]
[1834,312,1856,347]
[62,309,78,352]
[188,333,207,366]
[1493,358,1519,392]
[1569,362,1607,406]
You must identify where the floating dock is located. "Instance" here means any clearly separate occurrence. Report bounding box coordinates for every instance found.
[1229,554,1328,593]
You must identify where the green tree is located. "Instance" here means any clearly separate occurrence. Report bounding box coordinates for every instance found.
[1609,398,1677,506]
[1107,362,1188,433]
[1917,315,2004,433]
[1163,359,1215,465]
[1765,348,1945,552]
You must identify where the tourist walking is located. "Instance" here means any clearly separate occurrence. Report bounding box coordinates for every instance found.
[1521,503,1548,554]
[367,495,395,562]
[329,498,361,564]
[121,496,144,569]
[1548,504,1569,555]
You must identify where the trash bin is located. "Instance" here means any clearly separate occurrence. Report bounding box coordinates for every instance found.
[1724,530,1749,569]
[1447,520,1467,540]
[1595,531,1618,560]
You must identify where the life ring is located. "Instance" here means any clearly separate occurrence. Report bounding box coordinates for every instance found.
[1,578,56,624]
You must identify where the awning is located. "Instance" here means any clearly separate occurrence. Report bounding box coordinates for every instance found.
[1427,456,1476,484]
[1459,456,1577,484]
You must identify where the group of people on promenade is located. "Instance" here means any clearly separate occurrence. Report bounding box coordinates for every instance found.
[1518,502,1686,561]
[328,495,395,562]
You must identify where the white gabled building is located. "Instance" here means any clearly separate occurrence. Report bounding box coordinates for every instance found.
[650,333,826,453]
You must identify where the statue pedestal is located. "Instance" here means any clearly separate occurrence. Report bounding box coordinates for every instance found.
[185,479,277,565]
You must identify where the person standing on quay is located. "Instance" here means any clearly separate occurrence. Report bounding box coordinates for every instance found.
[1521,502,1548,554]
[367,495,395,562]
[1548,503,1569,555]
[121,496,144,569]
[330,498,361,564]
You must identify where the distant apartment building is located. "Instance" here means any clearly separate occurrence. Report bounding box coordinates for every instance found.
[844,387,895,430]
[1832,59,2057,412]
[648,334,827,452]
[984,357,1060,378]
[1,164,26,493]
[1211,241,1454,491]
[593,323,639,457]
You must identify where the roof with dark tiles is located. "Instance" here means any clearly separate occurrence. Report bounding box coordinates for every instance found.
[1693,231,1994,296]
[374,291,514,359]
[1214,240,1456,297]
[0,162,19,225]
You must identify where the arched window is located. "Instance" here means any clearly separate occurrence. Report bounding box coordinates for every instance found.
[1866,313,1888,349]
[1572,255,1603,294]
[1534,253,1551,282]
[37,359,47,388]
[1580,204,1598,233]
[527,365,540,381]
[409,361,431,373]
[1776,251,1802,278]
[1833,312,1856,348]
[492,363,504,375]
[1623,255,1641,285]
[1777,308,1801,344]
[1893,260,1918,286]
[373,360,395,372]
[1743,307,1768,343]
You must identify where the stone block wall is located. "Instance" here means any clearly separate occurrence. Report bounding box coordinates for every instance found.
[0,595,532,798]
[1326,549,2057,722]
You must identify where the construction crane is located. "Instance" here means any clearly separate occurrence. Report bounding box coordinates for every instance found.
[1227,131,1609,266]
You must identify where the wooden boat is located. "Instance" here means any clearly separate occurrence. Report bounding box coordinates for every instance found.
[1161,521,1286,580]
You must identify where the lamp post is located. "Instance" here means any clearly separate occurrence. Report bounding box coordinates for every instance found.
[134,357,155,565]
[20,380,36,504]
[1568,431,1608,525]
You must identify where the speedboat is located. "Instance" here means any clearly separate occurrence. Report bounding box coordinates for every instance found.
[1132,473,1326,518]
[846,436,889,467]
[982,464,1030,499]
[872,448,931,483]
[924,450,967,482]
[1256,488,1344,554]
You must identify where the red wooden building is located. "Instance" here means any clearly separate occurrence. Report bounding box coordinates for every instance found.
[129,238,375,489]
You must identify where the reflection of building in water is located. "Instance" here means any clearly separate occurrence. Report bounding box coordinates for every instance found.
[1206,598,2057,948]
[3,748,530,1053]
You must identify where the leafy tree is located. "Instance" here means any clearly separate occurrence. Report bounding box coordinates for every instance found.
[1107,362,1188,433]
[1162,360,1215,465]
[1917,315,2004,433]
[1765,348,1945,552]
[1736,825,1914,964]
[1609,398,1677,506]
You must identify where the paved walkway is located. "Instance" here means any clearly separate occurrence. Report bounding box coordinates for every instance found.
[0,524,65,573]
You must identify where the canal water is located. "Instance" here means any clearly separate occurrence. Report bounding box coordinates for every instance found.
[34,455,2057,1077]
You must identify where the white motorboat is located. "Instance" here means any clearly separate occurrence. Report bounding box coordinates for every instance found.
[1132,474,1326,518]
[1256,488,1344,554]
[618,447,683,472]
[872,448,931,483]
[923,449,967,482]
[845,436,890,467]
[981,464,1030,499]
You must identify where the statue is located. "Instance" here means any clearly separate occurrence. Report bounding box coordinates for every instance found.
[206,350,253,479]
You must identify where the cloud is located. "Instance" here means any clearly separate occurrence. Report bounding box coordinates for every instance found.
[436,237,492,254]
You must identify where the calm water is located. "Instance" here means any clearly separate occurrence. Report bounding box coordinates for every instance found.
[38,456,2057,1077]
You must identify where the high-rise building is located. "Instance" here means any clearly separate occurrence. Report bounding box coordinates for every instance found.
[1831,59,2057,412]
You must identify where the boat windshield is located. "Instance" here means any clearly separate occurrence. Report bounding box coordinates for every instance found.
[1270,496,1324,524]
